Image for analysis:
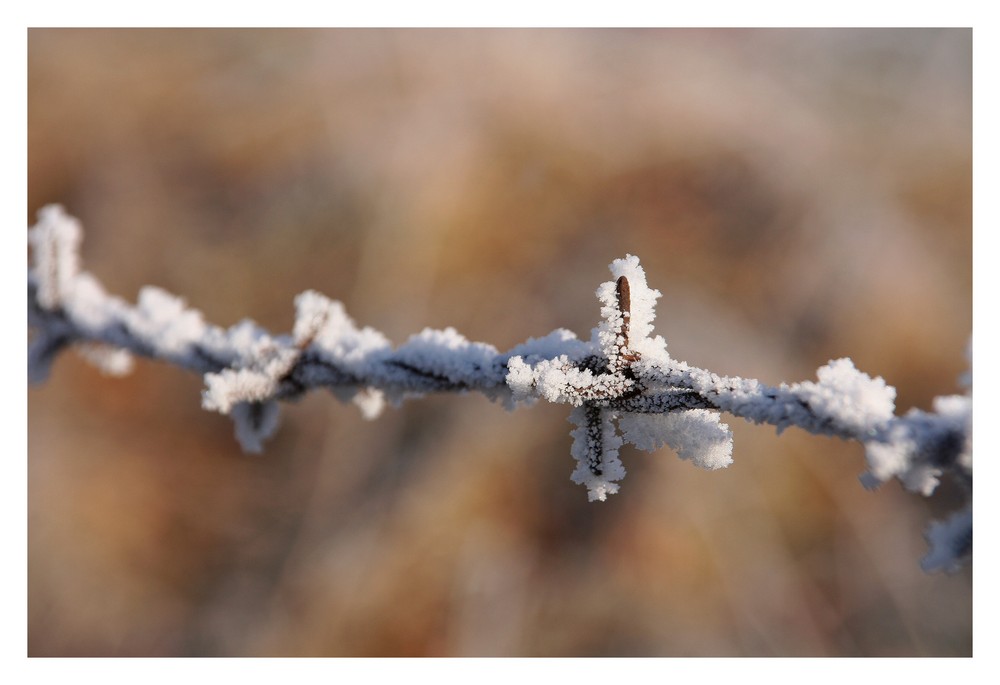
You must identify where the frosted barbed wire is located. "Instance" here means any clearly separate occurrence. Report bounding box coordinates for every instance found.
[27,205,972,571]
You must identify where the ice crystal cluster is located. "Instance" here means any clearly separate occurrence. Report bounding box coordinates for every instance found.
[506,255,735,501]
[27,206,972,572]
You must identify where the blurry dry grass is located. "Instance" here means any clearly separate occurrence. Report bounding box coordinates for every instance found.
[28,28,971,656]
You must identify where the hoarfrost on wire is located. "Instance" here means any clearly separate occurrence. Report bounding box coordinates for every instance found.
[27,206,972,572]
[618,410,734,471]
[592,254,670,364]
[796,358,896,438]
[569,405,626,502]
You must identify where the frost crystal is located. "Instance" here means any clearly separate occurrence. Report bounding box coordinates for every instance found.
[795,358,896,437]
[861,393,971,495]
[76,344,135,377]
[27,204,82,309]
[504,356,538,403]
[127,287,208,360]
[201,327,298,414]
[394,327,500,387]
[294,290,392,374]
[507,355,635,407]
[592,254,669,365]
[569,405,625,501]
[619,410,733,470]
[28,206,973,571]
[934,394,973,471]
[504,328,589,363]
[61,274,128,334]
[351,388,386,420]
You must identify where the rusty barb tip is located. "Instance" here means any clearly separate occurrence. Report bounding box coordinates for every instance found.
[615,276,631,313]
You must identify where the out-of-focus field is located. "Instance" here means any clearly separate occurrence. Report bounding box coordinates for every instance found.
[27,29,971,656]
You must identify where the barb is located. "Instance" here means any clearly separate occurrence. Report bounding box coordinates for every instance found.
[27,205,972,571]
[616,275,631,349]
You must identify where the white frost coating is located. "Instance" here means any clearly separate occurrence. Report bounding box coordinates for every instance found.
[503,332,594,408]
[293,289,333,344]
[537,358,585,404]
[795,358,895,436]
[201,332,298,414]
[27,204,82,309]
[27,207,124,340]
[61,273,130,334]
[935,394,972,471]
[619,410,734,470]
[533,356,596,406]
[231,401,281,453]
[394,327,499,385]
[504,354,637,407]
[592,254,670,365]
[196,319,272,367]
[27,207,974,571]
[126,287,208,359]
[505,356,537,403]
[569,406,625,501]
[294,290,392,373]
[863,423,944,496]
[862,393,971,495]
[863,434,918,491]
[76,344,135,376]
[292,291,391,419]
[351,388,386,420]
[203,367,278,414]
[504,329,591,366]
[604,255,659,341]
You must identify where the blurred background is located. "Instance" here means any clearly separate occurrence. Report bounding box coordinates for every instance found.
[27,28,971,656]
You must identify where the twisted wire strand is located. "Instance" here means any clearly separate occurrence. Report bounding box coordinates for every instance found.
[27,205,971,571]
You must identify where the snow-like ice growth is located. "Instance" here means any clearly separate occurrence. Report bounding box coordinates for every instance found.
[510,255,736,498]
[292,290,393,418]
[126,287,208,360]
[534,360,597,405]
[505,356,539,403]
[619,409,733,470]
[201,327,298,414]
[591,254,669,365]
[505,354,636,407]
[862,393,971,495]
[394,327,500,387]
[195,319,271,368]
[351,388,386,420]
[27,206,974,570]
[60,274,129,335]
[503,328,590,364]
[596,255,659,342]
[76,343,135,377]
[934,394,973,471]
[28,204,82,309]
[503,331,596,408]
[294,290,392,374]
[569,406,625,502]
[794,358,895,437]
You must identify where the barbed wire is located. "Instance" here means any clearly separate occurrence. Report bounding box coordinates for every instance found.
[27,205,971,572]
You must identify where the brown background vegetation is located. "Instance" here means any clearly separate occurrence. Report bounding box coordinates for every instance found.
[28,28,971,656]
